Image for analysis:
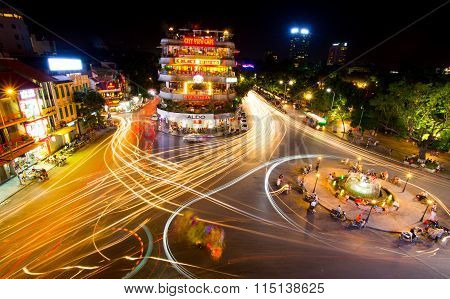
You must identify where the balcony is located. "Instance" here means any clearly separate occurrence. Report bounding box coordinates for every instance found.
[0,112,27,129]
[159,88,236,101]
[0,135,35,159]
[159,57,235,65]
[158,71,236,83]
[161,38,235,49]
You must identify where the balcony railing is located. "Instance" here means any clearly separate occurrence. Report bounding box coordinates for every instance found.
[162,53,234,59]
[160,70,235,77]
[0,136,34,157]
[159,88,236,101]
[0,112,26,128]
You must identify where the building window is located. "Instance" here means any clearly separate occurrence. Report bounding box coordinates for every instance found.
[54,86,60,98]
[11,24,16,29]
[14,34,19,40]
[59,108,64,119]
[65,85,70,97]
[60,85,65,98]
[65,106,69,118]
[69,105,74,116]
[17,44,21,49]
[0,23,4,28]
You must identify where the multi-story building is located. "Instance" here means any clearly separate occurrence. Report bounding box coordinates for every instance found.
[0,58,80,154]
[0,9,34,57]
[90,63,127,112]
[289,27,311,66]
[0,71,47,183]
[327,42,348,66]
[157,28,238,135]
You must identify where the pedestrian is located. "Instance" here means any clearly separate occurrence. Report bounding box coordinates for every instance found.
[393,200,400,211]
[297,175,303,186]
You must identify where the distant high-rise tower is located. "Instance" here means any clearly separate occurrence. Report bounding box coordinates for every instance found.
[0,9,34,56]
[327,42,348,66]
[289,27,311,66]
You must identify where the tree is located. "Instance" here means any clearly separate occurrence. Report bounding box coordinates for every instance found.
[402,82,450,159]
[74,90,105,127]
[329,96,351,135]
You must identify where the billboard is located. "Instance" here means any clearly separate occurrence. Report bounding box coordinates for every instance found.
[48,58,82,71]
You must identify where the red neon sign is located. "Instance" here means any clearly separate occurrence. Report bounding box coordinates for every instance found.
[184,94,211,101]
[183,37,215,47]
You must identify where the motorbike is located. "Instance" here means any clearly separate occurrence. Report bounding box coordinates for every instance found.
[416,194,427,201]
[304,193,318,203]
[330,209,347,221]
[399,231,419,243]
[348,219,366,229]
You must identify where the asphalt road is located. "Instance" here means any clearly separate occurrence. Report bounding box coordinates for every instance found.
[0,92,448,279]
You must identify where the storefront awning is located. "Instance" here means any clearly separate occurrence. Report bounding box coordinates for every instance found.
[52,126,76,136]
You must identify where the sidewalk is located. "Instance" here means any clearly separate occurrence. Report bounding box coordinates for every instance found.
[0,161,55,206]
[0,128,113,206]
[302,165,430,233]
[325,126,450,178]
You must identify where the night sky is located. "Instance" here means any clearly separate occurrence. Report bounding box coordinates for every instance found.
[5,0,450,67]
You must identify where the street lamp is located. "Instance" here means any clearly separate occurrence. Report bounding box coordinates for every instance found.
[326,88,336,110]
[358,105,365,128]
[419,199,434,222]
[365,199,377,223]
[402,173,412,193]
[304,91,313,101]
[279,80,295,102]
[5,87,16,96]
[312,173,320,193]
[316,156,322,172]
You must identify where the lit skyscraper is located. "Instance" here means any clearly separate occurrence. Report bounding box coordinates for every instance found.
[289,27,311,66]
[327,42,348,66]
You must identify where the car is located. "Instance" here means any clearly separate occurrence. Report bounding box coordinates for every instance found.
[183,134,213,143]
[151,114,158,121]
[240,118,247,124]
[241,124,248,131]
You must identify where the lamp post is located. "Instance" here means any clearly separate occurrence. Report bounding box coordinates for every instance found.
[358,105,365,128]
[402,173,412,193]
[419,199,433,222]
[365,200,377,223]
[279,80,294,102]
[312,173,320,193]
[316,156,322,172]
[326,88,336,110]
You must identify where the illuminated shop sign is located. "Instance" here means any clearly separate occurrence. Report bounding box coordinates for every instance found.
[183,37,215,47]
[226,77,238,83]
[106,81,118,90]
[19,89,36,99]
[184,94,211,101]
[174,58,221,65]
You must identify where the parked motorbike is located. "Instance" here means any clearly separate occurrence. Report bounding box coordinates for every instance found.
[330,209,347,221]
[399,228,422,243]
[348,219,366,229]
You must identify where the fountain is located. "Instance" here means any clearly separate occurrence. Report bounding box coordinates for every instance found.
[344,172,381,199]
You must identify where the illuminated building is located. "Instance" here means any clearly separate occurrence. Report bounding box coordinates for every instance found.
[0,71,46,183]
[90,62,128,111]
[289,27,311,66]
[0,58,80,154]
[0,9,34,56]
[157,28,238,135]
[327,42,348,66]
